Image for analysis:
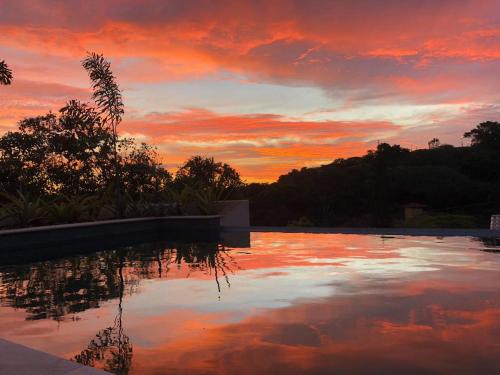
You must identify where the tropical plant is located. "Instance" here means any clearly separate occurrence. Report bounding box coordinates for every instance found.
[45,195,101,224]
[0,60,12,85]
[0,52,242,229]
[0,192,47,228]
[192,185,226,215]
[124,195,157,218]
[82,52,124,189]
[82,53,123,128]
[169,186,197,215]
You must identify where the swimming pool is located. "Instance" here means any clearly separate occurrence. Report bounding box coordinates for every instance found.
[0,232,499,374]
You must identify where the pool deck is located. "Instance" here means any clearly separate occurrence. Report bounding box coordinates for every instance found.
[0,338,110,374]
[225,226,500,237]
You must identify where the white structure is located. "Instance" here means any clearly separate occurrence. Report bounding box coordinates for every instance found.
[217,200,250,228]
[491,215,500,230]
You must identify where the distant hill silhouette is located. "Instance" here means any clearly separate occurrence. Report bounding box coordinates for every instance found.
[244,122,500,228]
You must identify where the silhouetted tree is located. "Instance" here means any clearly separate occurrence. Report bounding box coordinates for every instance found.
[82,53,124,191]
[82,53,124,134]
[0,60,12,85]
[464,121,500,150]
[0,103,110,195]
[175,156,243,191]
[428,138,440,149]
[121,141,172,196]
[0,101,168,196]
[0,55,171,197]
[244,125,500,227]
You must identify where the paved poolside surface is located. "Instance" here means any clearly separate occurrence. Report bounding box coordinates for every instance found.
[0,338,110,375]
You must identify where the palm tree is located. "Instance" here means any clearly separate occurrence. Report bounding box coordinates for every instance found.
[82,52,124,205]
[0,60,13,85]
[82,53,123,139]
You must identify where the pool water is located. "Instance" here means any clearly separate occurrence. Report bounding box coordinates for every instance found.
[0,232,499,374]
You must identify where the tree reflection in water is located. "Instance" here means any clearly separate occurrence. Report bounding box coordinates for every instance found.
[0,240,237,374]
[474,237,500,252]
[72,256,132,374]
[174,242,238,293]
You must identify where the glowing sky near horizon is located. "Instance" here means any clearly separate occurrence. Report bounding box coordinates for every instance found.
[1,0,500,181]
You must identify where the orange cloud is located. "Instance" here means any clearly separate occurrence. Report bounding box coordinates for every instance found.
[2,0,500,180]
[0,79,89,127]
[2,0,500,97]
[120,109,399,181]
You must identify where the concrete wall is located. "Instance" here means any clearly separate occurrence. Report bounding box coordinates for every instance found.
[491,215,500,230]
[217,200,250,228]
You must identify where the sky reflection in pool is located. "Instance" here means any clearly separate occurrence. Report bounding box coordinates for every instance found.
[0,233,499,374]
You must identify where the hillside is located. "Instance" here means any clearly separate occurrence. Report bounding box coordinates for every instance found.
[244,122,500,228]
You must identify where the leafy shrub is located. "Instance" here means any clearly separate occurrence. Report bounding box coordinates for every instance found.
[192,186,226,215]
[0,192,48,228]
[45,195,101,224]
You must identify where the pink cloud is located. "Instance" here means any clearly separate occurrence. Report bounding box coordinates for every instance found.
[1,0,500,180]
[120,108,399,181]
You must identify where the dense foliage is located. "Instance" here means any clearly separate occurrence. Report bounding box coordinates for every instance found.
[245,122,500,228]
[0,100,169,197]
[1,55,498,229]
[0,56,242,228]
[174,155,243,191]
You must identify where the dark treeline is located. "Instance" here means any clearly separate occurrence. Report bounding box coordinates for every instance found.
[244,121,500,228]
[0,56,243,228]
[2,56,500,229]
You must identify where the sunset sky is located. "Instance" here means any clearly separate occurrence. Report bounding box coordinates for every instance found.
[1,0,500,182]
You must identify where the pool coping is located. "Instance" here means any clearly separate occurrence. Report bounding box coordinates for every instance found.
[224,226,500,237]
[0,338,111,374]
[0,215,221,235]
[0,216,222,251]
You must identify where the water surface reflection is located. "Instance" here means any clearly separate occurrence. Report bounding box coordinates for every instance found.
[0,233,499,374]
